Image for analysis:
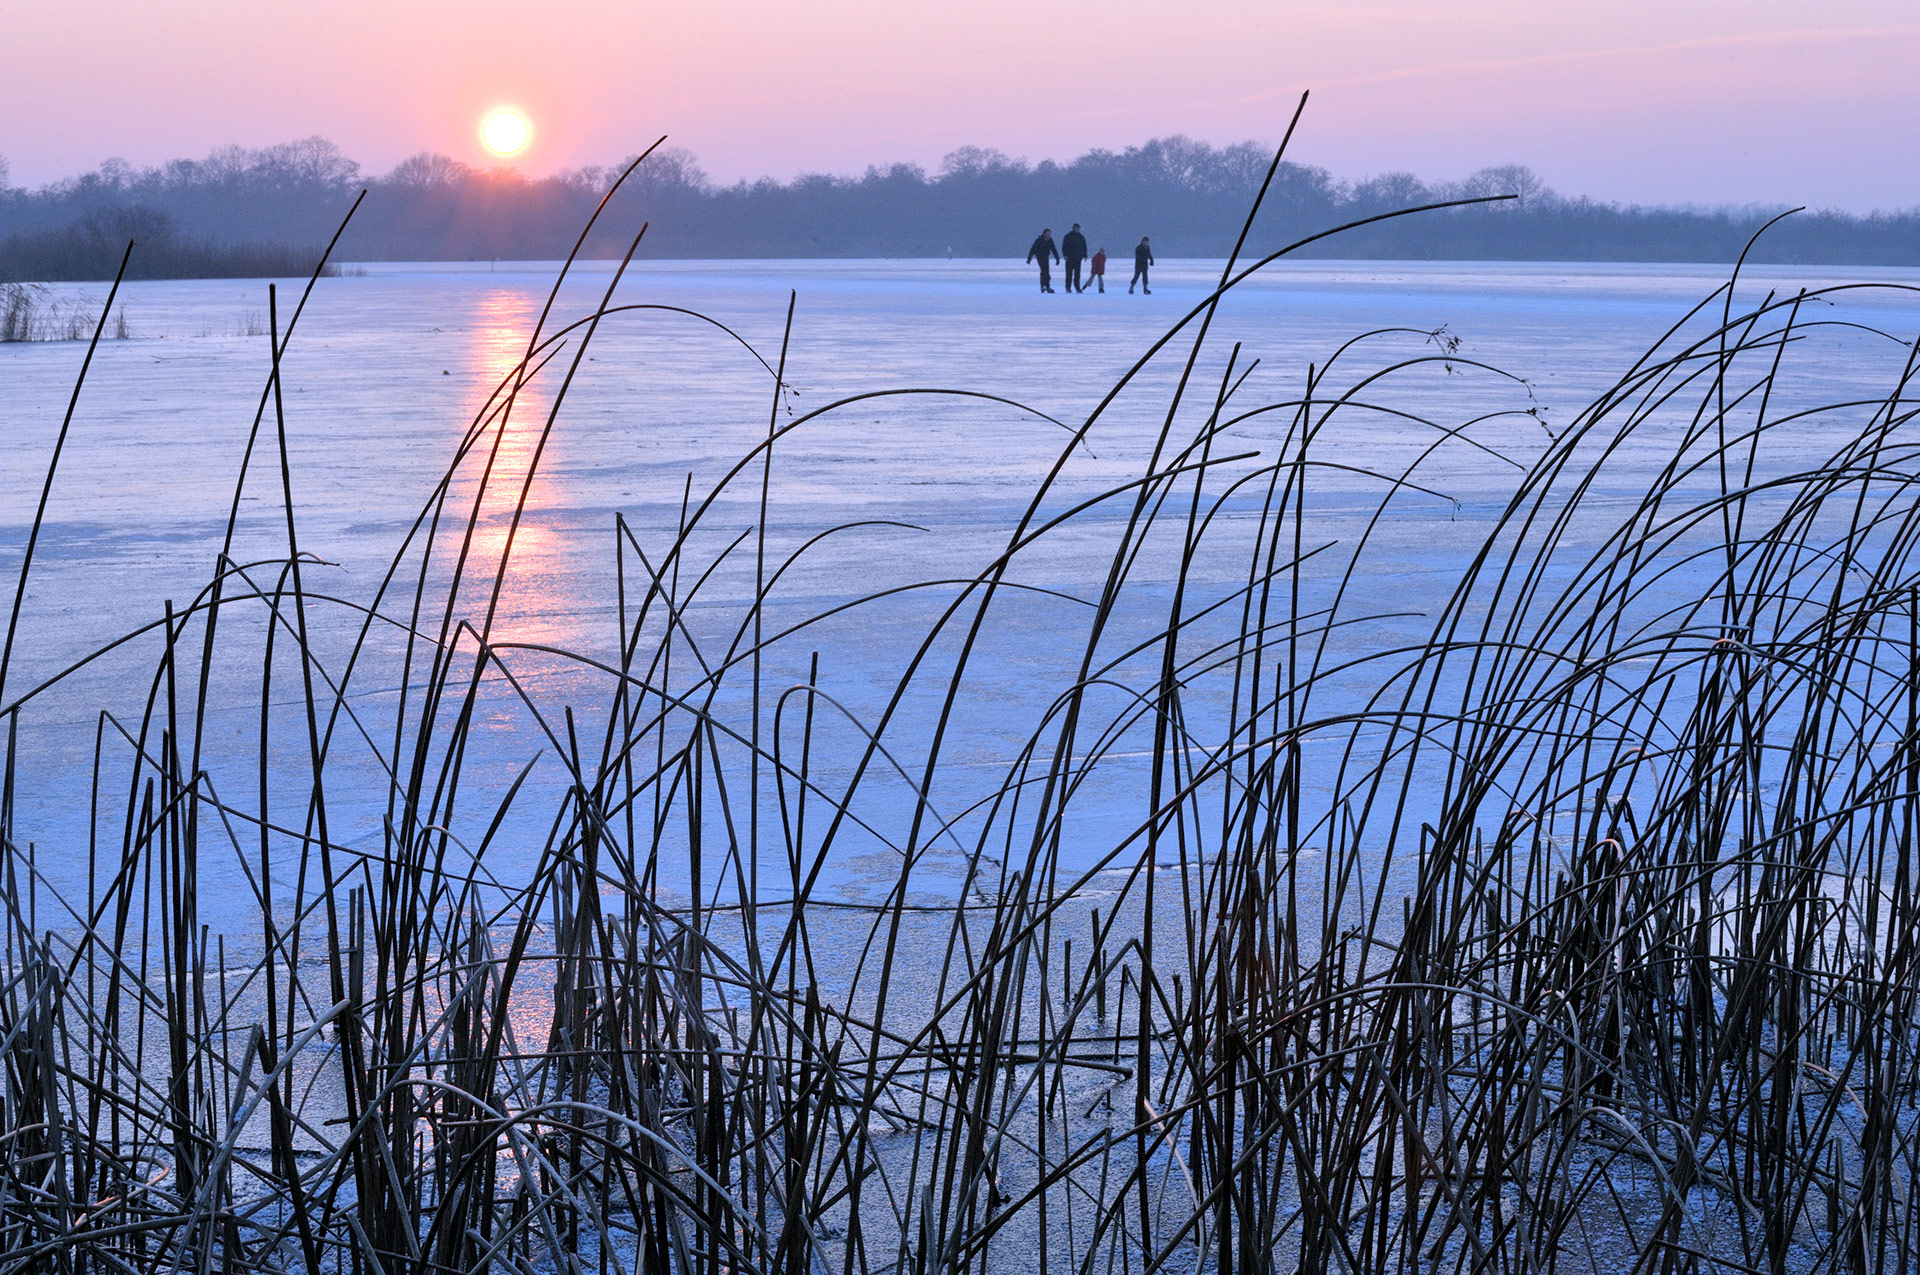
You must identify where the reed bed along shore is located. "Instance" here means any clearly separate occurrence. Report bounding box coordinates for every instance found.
[4,137,1920,1275]
[1,282,130,342]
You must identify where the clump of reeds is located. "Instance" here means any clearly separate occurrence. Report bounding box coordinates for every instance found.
[0,282,121,341]
[3,126,1919,1275]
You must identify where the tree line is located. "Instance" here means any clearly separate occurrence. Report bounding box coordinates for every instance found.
[2,135,1917,276]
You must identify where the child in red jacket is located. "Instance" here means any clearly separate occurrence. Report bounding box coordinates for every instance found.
[1087,248,1107,293]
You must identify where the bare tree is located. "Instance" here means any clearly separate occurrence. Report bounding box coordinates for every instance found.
[940,146,1027,178]
[1353,171,1433,210]
[1455,164,1552,210]
[386,153,473,189]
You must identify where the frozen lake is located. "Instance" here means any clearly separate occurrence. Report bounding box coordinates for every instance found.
[4,256,1919,931]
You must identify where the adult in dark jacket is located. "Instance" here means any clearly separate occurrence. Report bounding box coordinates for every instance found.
[1026,229,1060,292]
[1062,224,1089,293]
[1129,236,1154,294]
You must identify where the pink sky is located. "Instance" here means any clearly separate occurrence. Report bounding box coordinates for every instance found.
[7,0,1919,210]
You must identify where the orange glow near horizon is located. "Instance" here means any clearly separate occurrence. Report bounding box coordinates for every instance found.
[480,108,532,159]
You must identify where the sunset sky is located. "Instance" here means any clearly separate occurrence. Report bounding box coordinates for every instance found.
[7,0,1919,210]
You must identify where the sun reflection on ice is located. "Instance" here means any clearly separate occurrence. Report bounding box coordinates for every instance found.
[447,288,577,649]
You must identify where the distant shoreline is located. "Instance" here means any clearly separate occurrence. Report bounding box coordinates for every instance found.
[15,255,1917,286]
[6,135,1918,273]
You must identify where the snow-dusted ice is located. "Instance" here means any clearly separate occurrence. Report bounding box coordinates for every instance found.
[4,257,1919,932]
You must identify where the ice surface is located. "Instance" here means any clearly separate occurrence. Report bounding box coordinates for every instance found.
[4,256,1919,934]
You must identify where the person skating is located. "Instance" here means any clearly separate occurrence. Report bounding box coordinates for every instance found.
[1087,247,1107,293]
[1129,236,1153,294]
[1026,229,1061,293]
[1062,223,1089,293]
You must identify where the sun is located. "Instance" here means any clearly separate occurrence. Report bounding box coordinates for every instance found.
[480,108,532,158]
